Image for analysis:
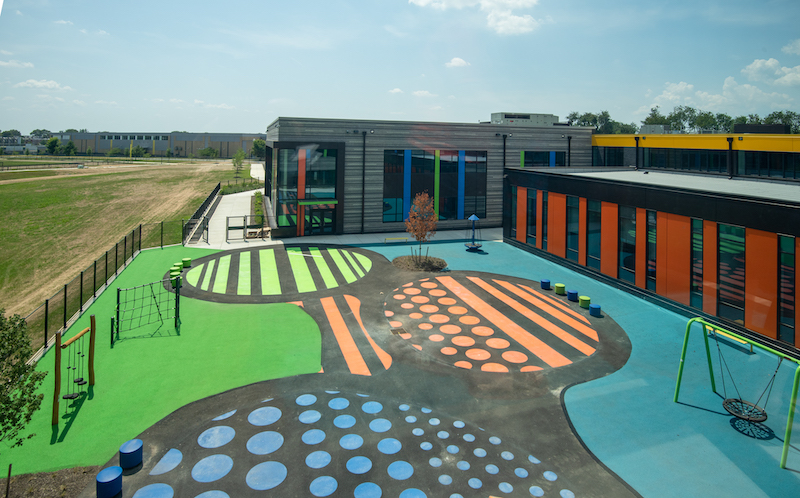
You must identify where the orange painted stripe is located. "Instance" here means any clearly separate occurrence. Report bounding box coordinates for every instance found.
[436,276,571,368]
[518,284,591,326]
[320,296,371,376]
[288,301,304,307]
[345,295,392,370]
[498,281,598,341]
[471,278,596,356]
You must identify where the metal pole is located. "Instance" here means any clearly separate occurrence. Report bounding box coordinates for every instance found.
[138,224,142,252]
[361,131,366,233]
[160,221,164,248]
[79,271,84,313]
[780,364,800,468]
[62,284,67,330]
[104,250,108,284]
[115,288,120,344]
[115,242,118,275]
[124,233,127,267]
[110,316,115,349]
[44,299,49,348]
[93,260,97,298]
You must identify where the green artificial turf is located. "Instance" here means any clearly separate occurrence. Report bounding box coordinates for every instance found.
[2,246,322,475]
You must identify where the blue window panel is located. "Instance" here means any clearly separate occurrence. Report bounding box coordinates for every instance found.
[458,151,466,220]
[403,150,412,220]
[550,151,556,167]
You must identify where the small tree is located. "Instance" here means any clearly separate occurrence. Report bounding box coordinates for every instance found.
[405,192,438,264]
[45,137,60,155]
[129,145,146,157]
[198,147,218,159]
[63,140,77,156]
[232,149,246,178]
[86,146,93,156]
[252,139,267,160]
[1,310,46,452]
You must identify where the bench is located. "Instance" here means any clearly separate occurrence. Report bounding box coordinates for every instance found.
[706,325,753,352]
[384,237,408,244]
[247,228,270,239]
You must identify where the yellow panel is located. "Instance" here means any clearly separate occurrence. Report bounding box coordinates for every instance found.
[593,134,800,153]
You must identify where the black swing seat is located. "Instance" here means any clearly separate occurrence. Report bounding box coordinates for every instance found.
[62,393,80,400]
[723,398,768,423]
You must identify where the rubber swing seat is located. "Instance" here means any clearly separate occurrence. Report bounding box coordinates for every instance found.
[723,398,768,423]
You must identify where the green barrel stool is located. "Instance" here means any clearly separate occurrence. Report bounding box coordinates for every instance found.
[579,296,591,308]
[554,283,566,295]
[182,258,192,268]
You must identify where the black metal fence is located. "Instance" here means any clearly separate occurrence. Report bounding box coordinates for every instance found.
[182,183,220,245]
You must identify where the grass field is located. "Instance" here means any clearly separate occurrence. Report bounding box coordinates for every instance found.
[0,161,246,324]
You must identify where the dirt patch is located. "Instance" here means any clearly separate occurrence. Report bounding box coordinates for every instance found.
[392,255,448,272]
[0,466,100,498]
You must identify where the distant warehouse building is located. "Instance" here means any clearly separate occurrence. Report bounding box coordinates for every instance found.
[51,132,266,158]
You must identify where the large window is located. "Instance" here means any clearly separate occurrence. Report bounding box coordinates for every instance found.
[276,148,299,227]
[305,148,337,199]
[464,151,487,218]
[523,151,566,167]
[438,150,459,220]
[566,196,579,262]
[526,189,536,246]
[718,224,745,324]
[618,206,636,283]
[690,218,703,309]
[383,150,405,222]
[646,210,657,290]
[779,235,795,344]
[587,200,601,270]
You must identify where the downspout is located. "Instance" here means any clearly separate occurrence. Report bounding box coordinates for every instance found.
[361,131,367,233]
[634,136,639,170]
[726,137,734,179]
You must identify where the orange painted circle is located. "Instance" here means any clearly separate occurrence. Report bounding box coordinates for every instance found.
[465,348,491,361]
[401,303,414,309]
[413,344,422,351]
[454,361,473,370]
[452,336,476,347]
[429,334,445,342]
[400,333,412,339]
[418,323,433,330]
[459,316,480,325]
[521,365,543,372]
[403,282,414,287]
[486,338,511,349]
[471,326,494,337]
[419,304,439,313]
[409,313,423,319]
[441,347,458,356]
[440,324,462,335]
[421,282,438,288]
[390,321,403,328]
[429,289,447,297]
[411,296,430,304]
[438,297,457,305]
[403,288,421,295]
[481,363,509,373]
[393,294,406,300]
[448,306,468,315]
[502,351,529,363]
[419,278,430,282]
[430,314,450,324]
[384,310,394,317]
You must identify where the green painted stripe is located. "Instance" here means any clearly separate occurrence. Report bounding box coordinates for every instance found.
[309,248,338,289]
[343,250,364,278]
[213,255,231,294]
[520,150,525,168]
[259,249,281,295]
[237,251,251,295]
[186,265,202,287]
[200,260,215,291]
[329,248,357,283]
[298,199,338,206]
[287,248,317,293]
[354,253,372,273]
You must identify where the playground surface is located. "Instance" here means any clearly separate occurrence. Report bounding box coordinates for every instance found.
[4,217,800,497]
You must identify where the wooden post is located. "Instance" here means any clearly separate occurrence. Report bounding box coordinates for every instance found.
[52,332,62,425]
[88,315,96,386]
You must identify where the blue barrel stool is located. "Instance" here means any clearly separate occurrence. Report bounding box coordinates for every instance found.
[567,290,578,302]
[589,304,601,317]
[540,279,550,290]
[96,466,122,498]
[120,438,143,469]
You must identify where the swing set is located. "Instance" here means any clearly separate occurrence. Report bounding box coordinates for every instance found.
[674,317,800,469]
[52,315,96,425]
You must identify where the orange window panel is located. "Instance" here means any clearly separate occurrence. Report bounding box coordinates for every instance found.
[297,148,306,200]
[516,186,527,243]
[600,202,618,278]
[549,192,567,258]
[745,229,778,339]
[578,197,587,266]
[703,221,718,316]
[665,214,691,306]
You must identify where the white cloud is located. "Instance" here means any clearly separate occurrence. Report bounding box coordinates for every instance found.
[94,100,117,105]
[645,77,793,115]
[774,66,800,86]
[206,103,234,109]
[169,98,184,103]
[782,39,800,55]
[384,25,407,37]
[79,29,87,34]
[2,96,15,101]
[14,79,72,90]
[194,99,204,104]
[151,98,164,102]
[409,0,543,35]
[73,100,86,106]
[388,88,403,94]
[741,58,800,86]
[0,50,11,55]
[413,90,437,97]
[486,10,539,34]
[37,94,65,102]
[16,10,23,16]
[0,60,33,68]
[445,57,470,68]
[54,20,73,25]
[97,30,109,36]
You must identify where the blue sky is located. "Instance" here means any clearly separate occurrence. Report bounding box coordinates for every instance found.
[1,0,799,134]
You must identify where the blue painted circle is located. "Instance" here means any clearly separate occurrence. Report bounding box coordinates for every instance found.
[245,462,287,491]
[261,397,273,403]
[399,489,426,498]
[412,428,424,436]
[560,490,575,498]
[132,483,173,498]
[326,390,339,394]
[399,404,410,411]
[197,426,235,449]
[447,445,459,454]
[194,492,229,498]
[248,406,281,426]
[191,455,233,483]
[302,429,326,445]
[489,436,502,445]
[529,455,541,464]
[453,420,465,428]
[463,434,475,442]
[439,475,453,485]
[354,482,382,498]
[438,431,449,439]
[530,486,544,497]
[347,456,373,474]
[468,478,482,489]
[362,401,383,414]
[485,464,499,474]
[334,414,356,429]
[501,451,514,460]
[515,467,529,478]
[149,448,182,476]
[357,393,370,397]
[309,476,338,497]
[474,448,487,458]
[405,415,417,423]
[456,460,470,471]
[429,457,442,467]
[329,397,350,410]
[544,471,558,481]
[299,410,321,424]
[420,442,433,451]
[428,418,441,426]
[499,482,513,493]
[450,495,464,498]
[421,407,432,413]
[306,450,332,469]
[340,434,364,450]
[370,418,392,433]
[212,410,236,421]
[387,461,414,480]
[296,394,317,406]
[246,431,284,455]
[378,438,402,455]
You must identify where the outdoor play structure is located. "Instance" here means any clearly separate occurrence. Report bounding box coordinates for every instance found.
[52,315,96,425]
